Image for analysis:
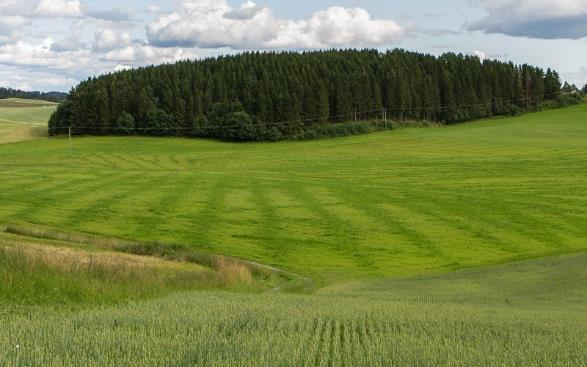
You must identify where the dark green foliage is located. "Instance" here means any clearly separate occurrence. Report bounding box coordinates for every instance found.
[0,87,67,102]
[291,120,387,140]
[115,112,135,134]
[49,49,577,141]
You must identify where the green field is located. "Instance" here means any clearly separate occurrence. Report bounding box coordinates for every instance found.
[1,105,586,283]
[0,104,586,365]
[1,252,585,366]
[0,98,56,144]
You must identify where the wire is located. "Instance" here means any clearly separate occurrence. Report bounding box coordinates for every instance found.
[46,90,579,132]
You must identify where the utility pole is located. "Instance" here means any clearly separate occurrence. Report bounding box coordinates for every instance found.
[383,108,387,129]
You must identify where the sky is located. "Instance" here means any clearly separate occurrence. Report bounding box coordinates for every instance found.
[1,0,586,92]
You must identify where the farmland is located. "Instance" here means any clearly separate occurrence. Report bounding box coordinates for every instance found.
[0,98,56,144]
[0,102,586,365]
[1,251,585,366]
[1,105,586,283]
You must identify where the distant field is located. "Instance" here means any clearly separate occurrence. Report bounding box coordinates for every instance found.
[0,105,585,283]
[1,251,585,365]
[0,98,58,108]
[0,98,55,144]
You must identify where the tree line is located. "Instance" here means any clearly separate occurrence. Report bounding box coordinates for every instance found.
[0,87,67,103]
[49,49,583,141]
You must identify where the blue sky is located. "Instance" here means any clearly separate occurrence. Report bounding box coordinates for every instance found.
[1,0,586,92]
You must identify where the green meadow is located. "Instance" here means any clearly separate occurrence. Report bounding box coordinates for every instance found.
[0,102,586,365]
[1,105,585,283]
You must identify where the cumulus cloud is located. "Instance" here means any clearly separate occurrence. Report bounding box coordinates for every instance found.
[0,38,92,70]
[472,50,487,61]
[147,5,161,14]
[102,44,198,64]
[93,29,132,51]
[0,65,77,91]
[0,35,197,91]
[0,16,30,40]
[34,0,84,18]
[113,64,133,72]
[470,0,587,39]
[0,1,35,16]
[147,0,403,49]
[50,37,86,52]
[87,7,131,22]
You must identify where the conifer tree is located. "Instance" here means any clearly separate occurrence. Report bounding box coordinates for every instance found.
[48,49,572,141]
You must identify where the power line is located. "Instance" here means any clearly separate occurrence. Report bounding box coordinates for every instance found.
[47,90,578,133]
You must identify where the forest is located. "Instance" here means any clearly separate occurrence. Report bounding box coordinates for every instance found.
[49,49,583,141]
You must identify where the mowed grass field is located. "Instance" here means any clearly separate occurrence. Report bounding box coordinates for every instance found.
[0,105,586,283]
[0,98,56,144]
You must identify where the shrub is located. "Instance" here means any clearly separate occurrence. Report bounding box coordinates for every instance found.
[115,112,135,134]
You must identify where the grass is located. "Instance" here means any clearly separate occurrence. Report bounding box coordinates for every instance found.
[0,231,267,306]
[0,105,585,284]
[0,98,55,144]
[0,251,585,366]
[0,103,586,365]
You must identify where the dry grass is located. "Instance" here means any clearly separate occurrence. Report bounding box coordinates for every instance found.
[215,257,253,285]
[0,224,282,304]
[0,240,207,275]
[4,224,131,250]
[0,123,47,144]
[3,224,293,289]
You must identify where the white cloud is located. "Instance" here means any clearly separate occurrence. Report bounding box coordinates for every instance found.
[51,37,86,52]
[0,16,30,40]
[147,5,161,14]
[0,38,93,70]
[470,0,587,39]
[561,66,587,88]
[87,7,130,22]
[93,29,131,51]
[0,65,77,91]
[113,64,133,72]
[472,50,487,61]
[102,44,198,64]
[34,0,84,18]
[0,1,34,16]
[147,1,403,49]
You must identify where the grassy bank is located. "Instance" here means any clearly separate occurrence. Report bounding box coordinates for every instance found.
[0,230,283,306]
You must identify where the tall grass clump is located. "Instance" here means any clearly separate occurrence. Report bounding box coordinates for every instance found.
[0,243,261,306]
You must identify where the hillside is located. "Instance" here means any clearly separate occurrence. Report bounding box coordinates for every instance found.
[0,87,67,103]
[1,104,586,365]
[0,98,56,144]
[2,104,585,283]
[48,49,582,141]
[1,248,585,365]
[0,98,58,108]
